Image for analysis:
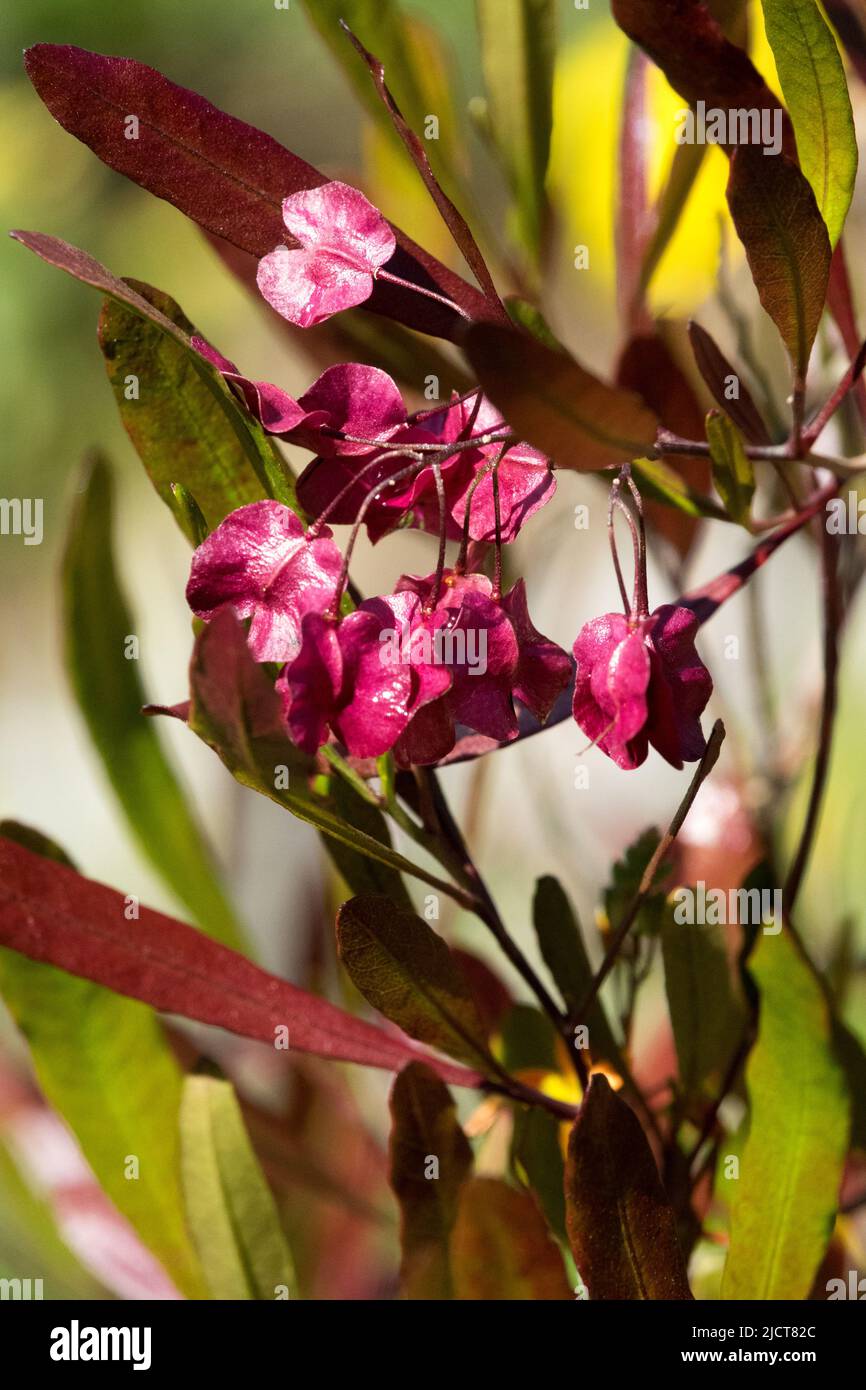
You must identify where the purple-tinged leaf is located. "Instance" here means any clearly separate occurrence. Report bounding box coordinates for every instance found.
[23,44,494,341]
[388,1062,473,1300]
[565,1074,693,1300]
[0,836,479,1087]
[687,320,772,445]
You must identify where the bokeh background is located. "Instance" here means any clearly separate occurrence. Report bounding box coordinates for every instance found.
[2,0,865,1296]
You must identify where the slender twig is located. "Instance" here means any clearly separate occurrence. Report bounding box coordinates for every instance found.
[570,721,726,1029]
[784,526,843,910]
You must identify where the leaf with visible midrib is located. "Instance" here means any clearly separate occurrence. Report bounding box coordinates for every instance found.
[726,148,831,379]
[0,824,205,1299]
[0,835,480,1087]
[531,875,621,1066]
[337,896,495,1071]
[722,931,849,1300]
[706,410,755,526]
[62,456,246,952]
[565,1074,693,1300]
[761,0,858,248]
[180,1075,296,1300]
[388,1062,473,1300]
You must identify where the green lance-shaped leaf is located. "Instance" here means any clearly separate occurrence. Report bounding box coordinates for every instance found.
[0,823,205,1297]
[319,771,412,908]
[99,283,295,530]
[336,896,495,1072]
[706,410,756,526]
[661,903,746,1102]
[726,147,832,381]
[388,1062,473,1300]
[475,0,555,259]
[531,876,621,1066]
[188,612,469,902]
[722,931,849,1300]
[631,456,732,523]
[62,456,246,952]
[565,1074,693,1300]
[451,1176,572,1300]
[761,0,858,248]
[180,1074,296,1300]
[464,324,659,469]
[512,1107,567,1245]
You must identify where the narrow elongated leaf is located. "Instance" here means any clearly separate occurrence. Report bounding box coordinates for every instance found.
[180,1075,296,1300]
[463,325,659,469]
[531,876,620,1066]
[661,909,746,1102]
[336,896,494,1072]
[23,44,494,340]
[451,1177,571,1300]
[99,287,278,530]
[565,1074,693,1300]
[705,410,755,525]
[722,932,849,1299]
[611,0,794,156]
[11,231,295,508]
[389,1062,473,1300]
[688,321,772,445]
[342,24,505,313]
[726,148,832,379]
[63,456,245,951]
[513,1108,567,1244]
[321,774,411,907]
[631,456,730,523]
[0,826,204,1297]
[188,612,470,901]
[0,836,480,1087]
[638,141,706,299]
[476,0,555,258]
[761,0,858,247]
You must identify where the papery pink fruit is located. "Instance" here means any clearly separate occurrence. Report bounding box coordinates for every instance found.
[193,338,407,457]
[256,181,396,328]
[391,570,570,765]
[186,501,343,663]
[296,389,555,543]
[572,605,712,771]
[277,591,450,758]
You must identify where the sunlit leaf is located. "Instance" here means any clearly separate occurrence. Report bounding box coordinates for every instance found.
[726,148,832,379]
[565,1074,693,1299]
[62,456,246,951]
[705,410,755,526]
[180,1074,296,1300]
[722,931,849,1299]
[451,1176,571,1299]
[761,0,858,247]
[99,286,290,530]
[336,896,495,1072]
[388,1062,473,1300]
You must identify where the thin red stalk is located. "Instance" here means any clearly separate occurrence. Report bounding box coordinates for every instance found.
[802,337,866,449]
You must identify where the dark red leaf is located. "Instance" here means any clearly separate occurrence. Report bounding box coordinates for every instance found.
[0,836,481,1087]
[565,1074,693,1300]
[23,44,494,341]
[611,0,795,157]
[687,320,772,445]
